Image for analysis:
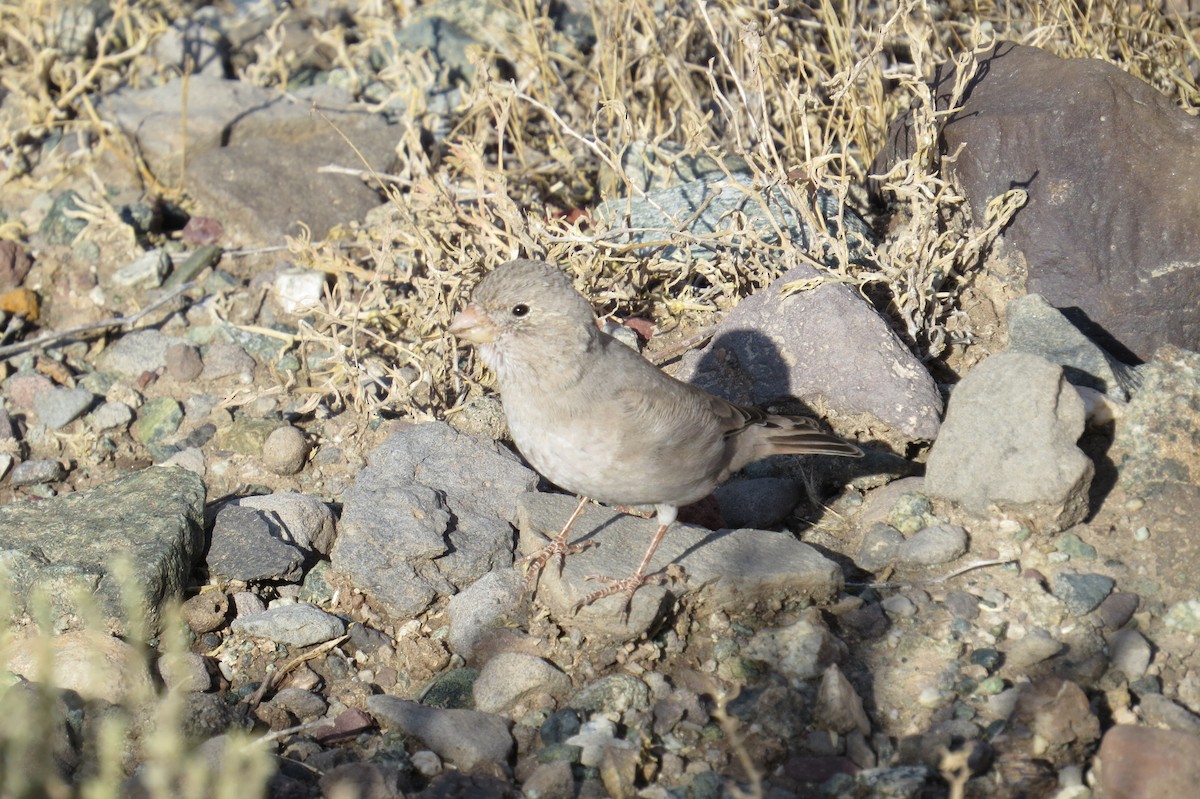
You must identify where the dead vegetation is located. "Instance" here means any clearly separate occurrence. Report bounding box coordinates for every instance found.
[2,1,1197,418]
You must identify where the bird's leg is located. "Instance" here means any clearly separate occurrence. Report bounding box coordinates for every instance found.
[518,495,596,589]
[573,520,677,618]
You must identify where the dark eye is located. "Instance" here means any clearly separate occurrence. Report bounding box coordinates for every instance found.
[511,303,530,318]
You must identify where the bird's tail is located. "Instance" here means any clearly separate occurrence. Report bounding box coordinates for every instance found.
[757,415,864,458]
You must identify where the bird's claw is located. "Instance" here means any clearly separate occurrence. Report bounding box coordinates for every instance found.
[518,536,595,590]
[572,568,681,621]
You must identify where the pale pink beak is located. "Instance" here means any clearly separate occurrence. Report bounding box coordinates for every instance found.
[448,303,499,344]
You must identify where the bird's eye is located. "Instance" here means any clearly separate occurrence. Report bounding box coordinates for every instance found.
[511,303,530,318]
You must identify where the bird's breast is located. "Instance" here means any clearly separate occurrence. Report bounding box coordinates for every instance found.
[500,384,724,508]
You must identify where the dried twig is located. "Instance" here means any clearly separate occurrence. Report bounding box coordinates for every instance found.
[846,558,1017,589]
[0,281,198,360]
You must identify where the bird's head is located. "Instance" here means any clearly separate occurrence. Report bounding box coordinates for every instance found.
[449,259,599,384]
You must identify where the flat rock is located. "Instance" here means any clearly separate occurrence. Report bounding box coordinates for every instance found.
[33,386,94,429]
[330,422,537,618]
[517,492,843,639]
[230,603,346,647]
[0,466,205,633]
[875,41,1200,361]
[96,329,182,378]
[366,695,512,770]
[228,492,336,556]
[925,352,1093,532]
[446,568,524,660]
[101,78,397,243]
[473,652,571,714]
[674,262,942,441]
[207,504,307,583]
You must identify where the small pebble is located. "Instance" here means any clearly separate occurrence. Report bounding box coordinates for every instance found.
[410,750,442,777]
[10,459,67,486]
[90,401,134,431]
[112,249,170,287]
[1097,592,1140,630]
[201,342,255,381]
[273,268,327,314]
[880,594,917,618]
[1109,629,1152,680]
[262,425,310,475]
[34,386,94,429]
[182,591,230,634]
[1133,526,1150,542]
[1052,572,1116,616]
[166,342,204,381]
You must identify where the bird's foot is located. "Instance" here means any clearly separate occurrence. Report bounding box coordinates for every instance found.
[518,535,595,590]
[573,564,686,620]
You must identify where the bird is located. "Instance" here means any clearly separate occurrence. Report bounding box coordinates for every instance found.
[448,258,863,615]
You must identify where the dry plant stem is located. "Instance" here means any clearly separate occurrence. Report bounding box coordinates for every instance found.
[0,281,197,360]
[845,558,1017,589]
[248,634,350,709]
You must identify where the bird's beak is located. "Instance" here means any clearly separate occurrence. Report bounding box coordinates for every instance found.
[448,304,499,344]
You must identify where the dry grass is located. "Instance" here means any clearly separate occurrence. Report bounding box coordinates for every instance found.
[1,0,1196,417]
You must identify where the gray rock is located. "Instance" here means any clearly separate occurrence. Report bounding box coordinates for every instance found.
[896,524,968,566]
[814,664,871,736]
[595,171,876,266]
[856,523,904,571]
[365,695,512,770]
[207,504,306,583]
[0,466,205,633]
[473,652,571,714]
[1003,628,1064,669]
[261,424,309,475]
[158,652,213,692]
[880,594,917,618]
[34,386,94,429]
[446,569,523,659]
[1138,694,1200,736]
[1051,572,1115,616]
[102,78,396,244]
[229,493,336,556]
[675,262,942,441]
[743,611,846,681]
[330,422,537,618]
[89,401,134,431]
[112,249,170,288]
[200,342,255,381]
[231,591,266,617]
[713,477,802,529]
[1114,347,1200,491]
[518,492,843,640]
[925,352,1093,532]
[568,674,651,716]
[1007,294,1142,400]
[231,603,345,647]
[1097,592,1139,630]
[10,458,67,486]
[1109,629,1153,680]
[262,688,329,724]
[96,329,180,377]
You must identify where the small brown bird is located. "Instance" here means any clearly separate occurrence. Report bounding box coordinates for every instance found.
[449,259,862,613]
